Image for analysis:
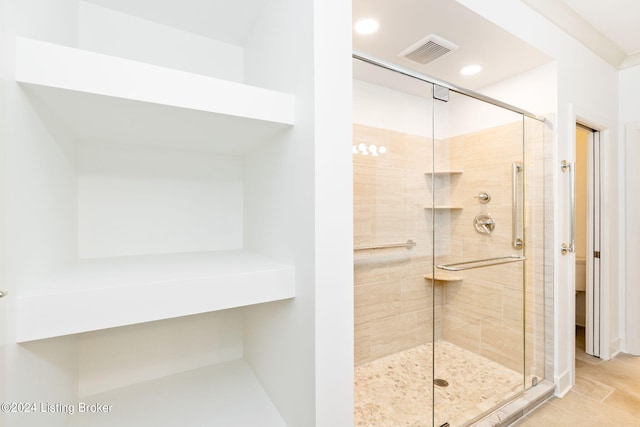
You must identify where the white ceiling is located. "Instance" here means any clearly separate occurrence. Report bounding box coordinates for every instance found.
[353,0,640,94]
[522,0,640,68]
[563,0,640,55]
[85,0,639,88]
[352,0,553,91]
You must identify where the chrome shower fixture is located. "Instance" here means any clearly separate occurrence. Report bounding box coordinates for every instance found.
[474,213,495,234]
[474,191,491,203]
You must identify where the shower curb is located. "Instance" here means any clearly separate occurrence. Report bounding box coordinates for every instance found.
[472,379,555,426]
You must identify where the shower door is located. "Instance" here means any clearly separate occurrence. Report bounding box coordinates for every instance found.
[353,55,547,427]
[353,59,439,427]
[431,88,528,426]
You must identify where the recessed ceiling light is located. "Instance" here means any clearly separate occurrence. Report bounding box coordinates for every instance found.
[460,65,482,76]
[354,19,380,35]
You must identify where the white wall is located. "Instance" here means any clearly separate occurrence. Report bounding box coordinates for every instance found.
[78,2,244,81]
[5,0,77,46]
[458,0,620,396]
[354,61,557,139]
[242,0,353,425]
[353,79,433,137]
[77,141,243,258]
[619,65,640,355]
[477,61,557,119]
[0,0,9,420]
[312,1,353,424]
[2,3,79,426]
[78,311,243,396]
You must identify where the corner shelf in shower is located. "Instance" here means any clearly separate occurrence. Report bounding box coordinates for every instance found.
[424,205,464,210]
[16,250,295,343]
[424,272,463,282]
[14,37,295,155]
[424,170,464,176]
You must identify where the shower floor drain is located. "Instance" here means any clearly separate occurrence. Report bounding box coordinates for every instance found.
[434,378,449,387]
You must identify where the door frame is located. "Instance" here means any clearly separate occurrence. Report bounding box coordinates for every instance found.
[572,114,609,361]
[562,105,611,395]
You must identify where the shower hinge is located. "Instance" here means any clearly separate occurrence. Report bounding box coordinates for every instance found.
[433,85,449,102]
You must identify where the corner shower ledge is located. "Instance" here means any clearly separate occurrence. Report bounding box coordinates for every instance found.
[424,272,462,282]
[424,170,464,176]
[16,250,295,342]
[424,205,464,210]
[14,37,295,155]
[67,359,287,427]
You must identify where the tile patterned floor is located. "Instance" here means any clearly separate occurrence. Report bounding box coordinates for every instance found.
[354,341,525,426]
[513,327,640,426]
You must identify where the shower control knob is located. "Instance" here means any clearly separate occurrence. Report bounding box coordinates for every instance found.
[474,191,491,203]
[474,214,495,234]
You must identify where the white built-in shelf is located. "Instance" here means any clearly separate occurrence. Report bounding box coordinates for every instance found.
[16,250,295,342]
[424,205,464,210]
[424,272,463,282]
[424,170,464,176]
[14,37,295,155]
[67,359,286,427]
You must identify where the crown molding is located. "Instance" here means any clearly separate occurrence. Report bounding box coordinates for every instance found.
[521,0,629,69]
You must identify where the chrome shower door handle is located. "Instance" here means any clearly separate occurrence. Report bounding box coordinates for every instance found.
[561,160,575,255]
[512,162,523,249]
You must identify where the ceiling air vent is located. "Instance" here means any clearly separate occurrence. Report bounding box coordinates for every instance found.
[399,34,459,64]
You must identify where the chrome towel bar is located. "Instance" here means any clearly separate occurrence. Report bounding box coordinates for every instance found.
[354,240,417,251]
[436,255,526,271]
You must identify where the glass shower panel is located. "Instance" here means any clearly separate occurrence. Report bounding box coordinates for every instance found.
[352,59,437,427]
[523,116,548,387]
[432,90,526,426]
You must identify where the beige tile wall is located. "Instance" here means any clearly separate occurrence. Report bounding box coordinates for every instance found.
[353,121,546,380]
[441,120,545,376]
[354,124,439,365]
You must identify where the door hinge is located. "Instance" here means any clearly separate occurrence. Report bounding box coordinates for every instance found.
[594,251,600,259]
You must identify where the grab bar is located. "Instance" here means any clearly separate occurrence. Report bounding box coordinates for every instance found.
[354,239,417,251]
[436,255,526,271]
[512,162,523,249]
[561,160,575,255]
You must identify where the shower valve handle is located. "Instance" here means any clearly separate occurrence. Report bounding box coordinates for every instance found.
[473,192,491,203]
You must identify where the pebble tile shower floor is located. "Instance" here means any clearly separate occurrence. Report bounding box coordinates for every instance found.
[354,341,525,426]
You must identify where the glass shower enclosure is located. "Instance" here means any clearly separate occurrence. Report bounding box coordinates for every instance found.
[353,54,546,426]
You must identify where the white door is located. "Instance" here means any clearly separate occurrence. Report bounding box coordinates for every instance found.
[578,124,602,357]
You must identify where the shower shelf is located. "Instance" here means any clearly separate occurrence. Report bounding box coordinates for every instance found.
[424,170,463,176]
[424,273,462,282]
[424,205,464,210]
